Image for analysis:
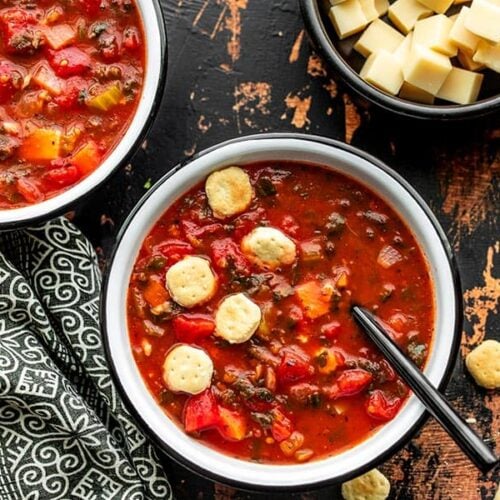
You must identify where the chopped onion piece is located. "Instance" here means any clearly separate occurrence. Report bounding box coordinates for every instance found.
[377,245,403,269]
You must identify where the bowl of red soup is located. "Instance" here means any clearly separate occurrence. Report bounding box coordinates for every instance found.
[0,0,166,227]
[103,133,462,490]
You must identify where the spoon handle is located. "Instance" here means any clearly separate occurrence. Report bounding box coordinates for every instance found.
[352,306,498,473]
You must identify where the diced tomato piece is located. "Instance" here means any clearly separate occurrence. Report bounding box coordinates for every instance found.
[16,178,43,204]
[154,239,193,264]
[172,314,215,343]
[44,165,81,188]
[387,312,410,334]
[0,60,22,104]
[211,238,249,274]
[77,0,102,17]
[54,76,87,109]
[366,390,402,422]
[324,369,373,400]
[217,407,247,441]
[181,220,224,247]
[183,389,220,433]
[270,408,293,442]
[0,8,41,56]
[233,208,267,240]
[320,321,342,339]
[378,318,405,342]
[280,214,299,237]
[47,47,91,78]
[142,277,169,308]
[123,26,141,51]
[276,347,314,385]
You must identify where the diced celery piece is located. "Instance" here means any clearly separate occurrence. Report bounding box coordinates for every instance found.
[86,83,123,112]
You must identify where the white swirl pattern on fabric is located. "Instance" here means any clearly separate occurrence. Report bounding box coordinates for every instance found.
[0,218,171,500]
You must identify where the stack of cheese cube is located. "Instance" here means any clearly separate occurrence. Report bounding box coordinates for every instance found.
[328,0,500,104]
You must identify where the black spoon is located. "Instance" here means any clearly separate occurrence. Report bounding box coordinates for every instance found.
[352,305,498,473]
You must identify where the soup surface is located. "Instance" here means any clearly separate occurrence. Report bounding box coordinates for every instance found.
[0,0,145,208]
[127,162,434,464]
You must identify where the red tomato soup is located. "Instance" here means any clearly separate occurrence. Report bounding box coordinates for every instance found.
[0,0,145,208]
[127,163,434,464]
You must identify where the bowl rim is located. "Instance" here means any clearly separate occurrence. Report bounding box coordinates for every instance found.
[100,132,463,492]
[0,0,168,230]
[299,0,500,120]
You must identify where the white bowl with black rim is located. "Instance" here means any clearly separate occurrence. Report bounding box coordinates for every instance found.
[0,0,167,229]
[102,133,462,491]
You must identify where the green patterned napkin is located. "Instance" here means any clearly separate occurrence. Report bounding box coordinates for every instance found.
[0,217,171,500]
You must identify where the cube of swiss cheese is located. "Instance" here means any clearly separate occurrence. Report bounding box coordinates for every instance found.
[360,50,404,94]
[358,0,389,20]
[473,39,500,72]
[413,15,458,56]
[389,0,433,34]
[417,0,454,13]
[399,81,436,103]
[354,19,405,57]
[394,32,414,62]
[449,7,481,53]
[402,44,452,94]
[464,0,500,42]
[437,66,484,103]
[329,0,368,39]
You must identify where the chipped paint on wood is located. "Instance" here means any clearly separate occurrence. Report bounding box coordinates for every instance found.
[439,148,499,248]
[289,30,304,63]
[197,114,212,133]
[233,81,272,132]
[225,0,248,64]
[343,93,361,144]
[283,93,312,129]
[307,54,327,78]
[324,79,338,99]
[462,242,500,355]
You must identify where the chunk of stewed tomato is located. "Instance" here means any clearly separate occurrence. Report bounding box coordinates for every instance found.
[211,238,249,274]
[172,314,215,343]
[270,408,293,442]
[0,60,23,104]
[366,390,402,422]
[48,47,91,78]
[0,8,41,56]
[233,208,267,240]
[320,321,342,339]
[183,389,220,434]
[323,369,373,400]
[154,239,193,264]
[76,0,102,17]
[54,77,87,109]
[16,177,43,204]
[181,220,223,247]
[43,165,81,188]
[276,347,314,385]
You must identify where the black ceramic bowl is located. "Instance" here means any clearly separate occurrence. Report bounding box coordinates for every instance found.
[300,0,500,120]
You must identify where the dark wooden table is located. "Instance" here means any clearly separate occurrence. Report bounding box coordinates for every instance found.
[74,0,499,498]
